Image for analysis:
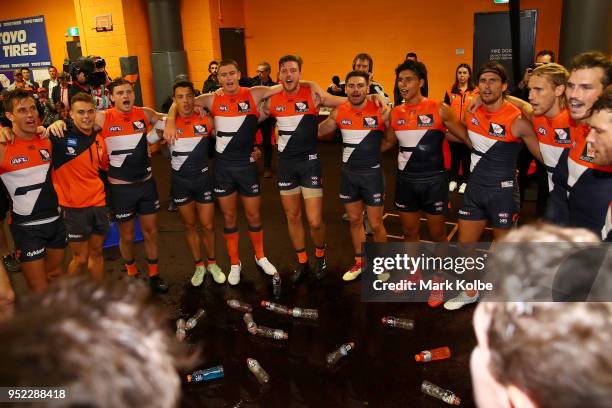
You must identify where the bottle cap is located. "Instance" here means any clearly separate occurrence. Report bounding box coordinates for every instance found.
[186,375,192,382]
[260,300,268,307]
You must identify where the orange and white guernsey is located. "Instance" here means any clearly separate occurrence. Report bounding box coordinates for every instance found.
[100,106,151,182]
[210,87,260,165]
[335,100,385,171]
[0,135,59,225]
[169,113,212,177]
[465,102,522,187]
[390,98,446,178]
[268,86,319,161]
[532,108,572,191]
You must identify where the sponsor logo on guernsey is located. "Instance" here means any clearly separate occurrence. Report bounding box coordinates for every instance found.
[537,127,547,136]
[66,146,76,156]
[363,116,378,128]
[67,137,78,147]
[238,101,250,113]
[26,248,45,257]
[471,116,479,126]
[194,125,207,135]
[274,105,286,112]
[554,128,571,144]
[132,120,146,131]
[501,180,514,188]
[417,114,433,127]
[341,119,352,126]
[219,105,229,112]
[39,149,51,162]
[581,142,596,163]
[10,156,28,165]
[488,122,505,137]
[109,125,123,132]
[396,119,406,126]
[295,101,309,113]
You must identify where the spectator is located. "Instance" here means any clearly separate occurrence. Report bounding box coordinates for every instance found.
[515,50,556,100]
[0,276,197,408]
[42,65,59,102]
[52,72,71,109]
[202,60,220,93]
[20,68,39,90]
[327,53,387,99]
[7,70,32,92]
[251,62,277,177]
[36,88,57,127]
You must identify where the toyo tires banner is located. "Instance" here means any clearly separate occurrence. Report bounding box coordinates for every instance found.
[0,15,51,70]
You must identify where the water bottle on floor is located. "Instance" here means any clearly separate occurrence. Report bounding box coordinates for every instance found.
[186,366,224,383]
[421,381,461,405]
[381,316,414,330]
[256,325,288,340]
[243,313,258,334]
[227,299,253,313]
[186,309,206,331]
[247,358,270,385]
[261,300,289,315]
[176,318,186,341]
[288,307,318,320]
[326,342,355,365]
[415,346,451,362]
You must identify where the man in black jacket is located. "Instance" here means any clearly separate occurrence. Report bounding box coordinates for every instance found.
[202,61,220,93]
[42,66,60,103]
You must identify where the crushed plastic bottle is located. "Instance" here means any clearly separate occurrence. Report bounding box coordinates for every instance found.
[421,380,461,405]
[272,273,281,299]
[227,299,253,313]
[243,313,258,335]
[186,365,224,383]
[415,346,451,362]
[288,307,318,320]
[381,316,414,330]
[186,309,206,331]
[261,300,289,315]
[326,342,355,365]
[246,358,270,384]
[176,318,186,341]
[256,325,288,340]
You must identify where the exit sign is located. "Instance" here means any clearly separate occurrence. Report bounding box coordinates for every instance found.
[67,26,79,36]
[494,0,509,3]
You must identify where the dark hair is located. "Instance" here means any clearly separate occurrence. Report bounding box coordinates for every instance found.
[219,59,240,71]
[452,63,476,93]
[279,54,303,71]
[173,80,195,95]
[570,51,612,88]
[345,70,370,84]
[352,53,373,73]
[208,60,219,69]
[476,61,509,83]
[70,92,95,107]
[592,88,612,114]
[536,50,556,63]
[3,88,36,113]
[0,276,198,408]
[20,68,29,73]
[405,52,418,61]
[48,65,57,71]
[108,78,133,94]
[395,59,427,81]
[258,62,271,72]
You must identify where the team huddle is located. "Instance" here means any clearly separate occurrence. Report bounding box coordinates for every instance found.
[0,51,610,311]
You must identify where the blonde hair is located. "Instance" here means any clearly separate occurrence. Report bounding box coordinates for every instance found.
[531,63,570,109]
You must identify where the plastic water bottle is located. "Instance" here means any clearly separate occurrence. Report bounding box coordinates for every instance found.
[176,318,186,341]
[415,346,451,362]
[243,313,258,335]
[288,307,318,320]
[381,316,414,330]
[227,299,252,313]
[256,325,288,340]
[246,358,270,385]
[186,309,206,331]
[421,381,461,405]
[326,342,355,365]
[186,365,224,383]
[272,273,281,299]
[261,300,289,315]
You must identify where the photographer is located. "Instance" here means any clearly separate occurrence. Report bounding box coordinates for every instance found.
[68,56,111,111]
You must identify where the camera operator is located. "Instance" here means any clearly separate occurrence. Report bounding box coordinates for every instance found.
[68,56,111,111]
[91,56,112,111]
